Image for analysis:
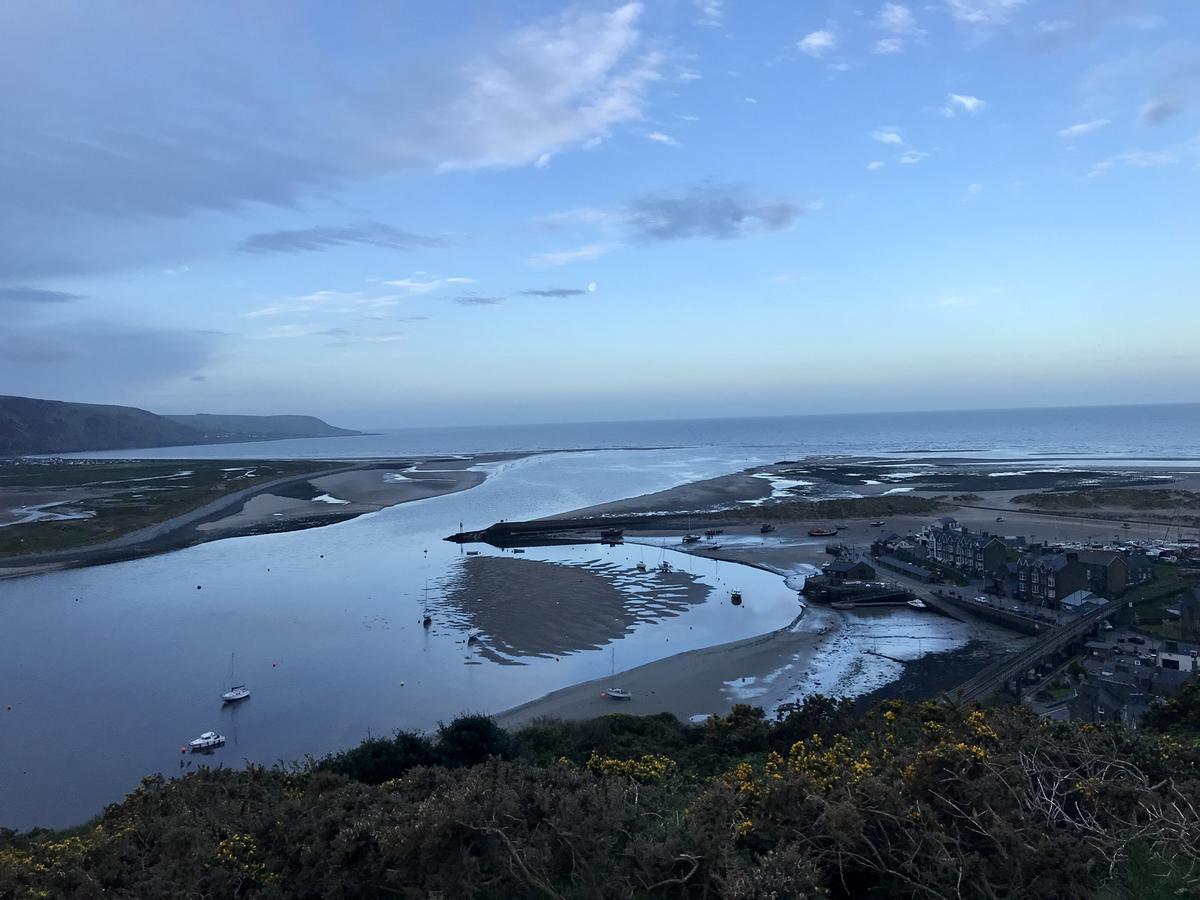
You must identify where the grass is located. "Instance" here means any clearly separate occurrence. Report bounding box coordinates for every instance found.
[1013,488,1200,512]
[0,459,340,557]
[1122,565,1200,636]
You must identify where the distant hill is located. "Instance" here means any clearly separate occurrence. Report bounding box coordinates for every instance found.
[0,395,361,455]
[164,413,360,442]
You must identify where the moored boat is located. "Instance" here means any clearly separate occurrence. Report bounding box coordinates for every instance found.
[682,534,701,544]
[760,523,775,533]
[809,527,838,537]
[188,731,225,750]
[731,590,742,605]
[600,527,624,540]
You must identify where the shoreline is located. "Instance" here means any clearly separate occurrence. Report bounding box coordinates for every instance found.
[0,452,524,579]
[494,608,826,728]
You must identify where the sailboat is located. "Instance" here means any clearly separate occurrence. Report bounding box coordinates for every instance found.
[221,653,250,704]
[422,580,433,628]
[602,647,631,701]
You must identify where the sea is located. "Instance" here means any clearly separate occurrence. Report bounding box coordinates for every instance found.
[3,403,1197,829]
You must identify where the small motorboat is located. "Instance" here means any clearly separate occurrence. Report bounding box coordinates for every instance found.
[222,685,250,704]
[682,534,701,544]
[704,528,723,537]
[600,528,624,540]
[760,523,775,534]
[869,520,885,527]
[907,598,927,610]
[659,561,672,573]
[466,550,480,556]
[731,590,743,606]
[809,527,838,537]
[635,561,647,572]
[189,731,225,751]
[512,548,525,554]
[603,688,632,701]
[1122,523,1132,530]
[995,516,1005,523]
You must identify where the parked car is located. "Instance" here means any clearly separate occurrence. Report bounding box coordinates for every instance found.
[1128,636,1146,645]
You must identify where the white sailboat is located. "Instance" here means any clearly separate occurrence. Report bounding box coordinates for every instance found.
[221,653,250,704]
[602,647,632,701]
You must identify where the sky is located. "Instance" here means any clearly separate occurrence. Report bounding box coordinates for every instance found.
[2,0,1198,428]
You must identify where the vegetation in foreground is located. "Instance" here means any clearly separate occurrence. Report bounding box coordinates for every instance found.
[4,691,1200,899]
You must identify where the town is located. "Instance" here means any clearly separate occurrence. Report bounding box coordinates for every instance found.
[805,514,1200,725]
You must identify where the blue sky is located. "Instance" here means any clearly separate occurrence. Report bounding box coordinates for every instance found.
[2,0,1197,427]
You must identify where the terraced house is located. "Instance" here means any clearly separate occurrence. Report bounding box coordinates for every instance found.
[925,523,1008,577]
[1015,553,1089,608]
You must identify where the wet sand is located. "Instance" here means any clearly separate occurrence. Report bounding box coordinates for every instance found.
[496,608,837,727]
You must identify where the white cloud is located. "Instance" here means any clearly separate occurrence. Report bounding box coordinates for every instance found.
[873,37,905,54]
[877,3,923,35]
[942,93,986,116]
[535,153,552,169]
[528,243,614,267]
[962,182,984,200]
[587,282,598,293]
[805,200,825,212]
[867,160,886,170]
[744,96,758,104]
[695,0,723,27]
[899,150,929,164]
[871,128,905,145]
[677,69,703,82]
[583,136,605,150]
[245,290,401,319]
[1087,149,1178,178]
[529,208,622,230]
[937,294,976,307]
[647,131,680,146]
[943,0,1025,26]
[1058,119,1110,139]
[382,277,475,294]
[797,30,837,57]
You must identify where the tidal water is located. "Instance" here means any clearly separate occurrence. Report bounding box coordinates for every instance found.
[62,403,1200,464]
[6,403,1198,829]
[0,450,797,830]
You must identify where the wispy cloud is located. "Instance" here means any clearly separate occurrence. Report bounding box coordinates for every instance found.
[944,0,1025,26]
[454,294,506,306]
[871,128,905,145]
[873,3,924,52]
[867,160,886,170]
[244,290,400,319]
[647,131,681,146]
[941,93,986,116]
[797,30,837,57]
[0,286,83,304]
[937,293,977,307]
[1087,148,1178,178]
[519,288,589,298]
[962,182,984,200]
[1140,98,1183,126]
[238,223,442,255]
[527,244,614,267]
[694,0,723,27]
[626,183,801,241]
[1058,118,1111,138]
[382,276,476,294]
[899,150,929,164]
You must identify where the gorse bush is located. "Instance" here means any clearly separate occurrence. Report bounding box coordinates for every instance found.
[2,700,1199,898]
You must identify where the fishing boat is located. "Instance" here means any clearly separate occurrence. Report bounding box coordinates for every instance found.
[809,527,838,537]
[731,590,743,606]
[635,560,647,572]
[188,731,225,750]
[221,654,250,704]
[600,527,624,540]
[760,523,775,533]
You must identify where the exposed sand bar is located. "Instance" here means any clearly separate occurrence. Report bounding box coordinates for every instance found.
[0,454,514,578]
[496,609,838,728]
